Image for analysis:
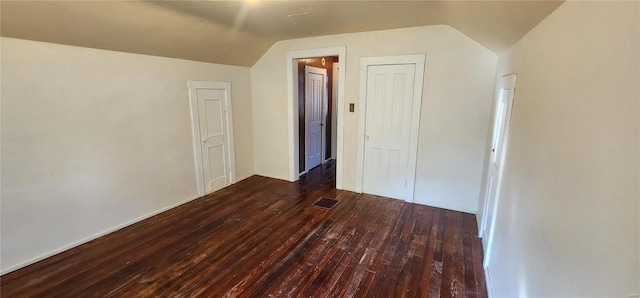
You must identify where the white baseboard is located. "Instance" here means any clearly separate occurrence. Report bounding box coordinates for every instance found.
[410,200,477,215]
[0,194,202,276]
[254,172,289,181]
[484,266,494,298]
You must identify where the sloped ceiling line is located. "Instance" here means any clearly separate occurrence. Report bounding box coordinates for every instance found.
[0,1,564,66]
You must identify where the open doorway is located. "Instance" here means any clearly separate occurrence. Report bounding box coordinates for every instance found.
[295,56,339,176]
[286,47,346,189]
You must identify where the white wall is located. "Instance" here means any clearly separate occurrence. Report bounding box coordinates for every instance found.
[251,25,498,213]
[0,38,255,273]
[478,1,639,296]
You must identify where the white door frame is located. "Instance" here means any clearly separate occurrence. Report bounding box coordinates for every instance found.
[355,54,426,199]
[330,62,340,161]
[188,81,237,197]
[480,73,517,268]
[304,65,328,172]
[286,46,346,188]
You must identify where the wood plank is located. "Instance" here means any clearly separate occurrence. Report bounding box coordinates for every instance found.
[364,204,417,297]
[279,194,379,297]
[428,209,447,297]
[0,161,487,297]
[397,205,431,297]
[440,211,466,298]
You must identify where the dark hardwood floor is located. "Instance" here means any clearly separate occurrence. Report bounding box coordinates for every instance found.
[1,161,487,297]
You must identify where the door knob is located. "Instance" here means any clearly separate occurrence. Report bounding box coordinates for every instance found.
[202,138,207,143]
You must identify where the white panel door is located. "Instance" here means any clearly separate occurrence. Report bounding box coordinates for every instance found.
[362,64,417,201]
[305,66,326,171]
[481,74,517,267]
[197,88,231,194]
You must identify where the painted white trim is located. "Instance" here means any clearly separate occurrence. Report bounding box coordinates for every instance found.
[188,82,205,197]
[485,266,494,298]
[321,65,329,165]
[360,54,425,66]
[286,46,347,189]
[355,54,426,199]
[406,58,426,202]
[188,81,237,197]
[225,84,238,185]
[481,74,517,268]
[0,194,201,275]
[292,60,300,172]
[479,159,494,236]
[254,172,290,181]
[331,62,340,160]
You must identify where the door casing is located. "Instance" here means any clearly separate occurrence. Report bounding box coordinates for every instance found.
[355,54,426,201]
[330,62,340,161]
[188,81,237,197]
[479,73,517,268]
[286,47,347,188]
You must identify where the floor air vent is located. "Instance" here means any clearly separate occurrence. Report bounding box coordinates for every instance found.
[313,198,339,210]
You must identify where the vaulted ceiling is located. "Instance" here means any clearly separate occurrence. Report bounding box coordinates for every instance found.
[1,1,564,67]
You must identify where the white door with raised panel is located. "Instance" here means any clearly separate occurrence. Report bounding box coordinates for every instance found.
[189,81,236,196]
[481,74,517,267]
[362,64,419,201]
[305,65,326,171]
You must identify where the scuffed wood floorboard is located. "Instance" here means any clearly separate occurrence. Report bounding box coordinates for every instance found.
[1,161,487,297]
